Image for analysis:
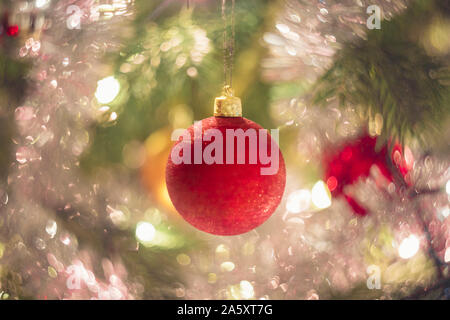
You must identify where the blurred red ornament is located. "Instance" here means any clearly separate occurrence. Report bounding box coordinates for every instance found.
[323,135,412,216]
[166,116,286,235]
[1,12,19,37]
[6,25,19,37]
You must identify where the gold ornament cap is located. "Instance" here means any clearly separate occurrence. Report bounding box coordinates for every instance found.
[214,85,242,117]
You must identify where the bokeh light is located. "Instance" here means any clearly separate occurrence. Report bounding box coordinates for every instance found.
[311,181,331,209]
[239,281,255,300]
[286,189,311,213]
[135,221,156,243]
[95,76,120,104]
[398,235,420,259]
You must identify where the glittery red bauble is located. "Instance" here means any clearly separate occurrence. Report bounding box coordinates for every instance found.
[323,135,411,216]
[166,117,286,235]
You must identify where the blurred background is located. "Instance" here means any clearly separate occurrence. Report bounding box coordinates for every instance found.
[0,0,449,299]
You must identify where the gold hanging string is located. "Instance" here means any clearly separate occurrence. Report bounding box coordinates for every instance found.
[231,0,235,87]
[222,0,235,88]
[214,0,241,117]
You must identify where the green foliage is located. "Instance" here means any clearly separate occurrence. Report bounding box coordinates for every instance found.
[0,51,30,180]
[82,0,274,170]
[311,0,450,147]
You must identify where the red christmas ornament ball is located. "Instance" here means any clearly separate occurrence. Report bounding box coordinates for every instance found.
[323,135,412,216]
[166,116,286,235]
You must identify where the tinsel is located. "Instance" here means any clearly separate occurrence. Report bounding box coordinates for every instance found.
[1,0,152,300]
[0,0,448,301]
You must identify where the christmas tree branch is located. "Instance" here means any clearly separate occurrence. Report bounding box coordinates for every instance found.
[311,0,450,146]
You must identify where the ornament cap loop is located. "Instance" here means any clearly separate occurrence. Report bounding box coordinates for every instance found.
[214,85,242,117]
